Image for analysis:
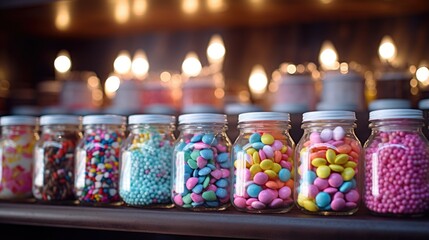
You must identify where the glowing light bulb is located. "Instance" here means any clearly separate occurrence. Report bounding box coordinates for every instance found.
[115,0,130,24]
[131,50,149,78]
[416,66,429,82]
[105,75,121,98]
[248,64,268,97]
[182,52,202,77]
[54,50,72,73]
[378,35,397,63]
[133,0,147,16]
[55,2,70,31]
[207,34,226,65]
[319,41,338,70]
[182,0,199,14]
[114,50,132,75]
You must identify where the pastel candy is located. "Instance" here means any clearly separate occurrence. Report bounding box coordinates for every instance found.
[278,168,291,182]
[186,177,199,190]
[320,128,333,142]
[215,179,228,188]
[194,142,211,150]
[202,191,217,201]
[202,134,215,145]
[251,201,266,209]
[234,197,247,208]
[315,192,331,208]
[260,133,274,145]
[192,184,203,194]
[345,189,359,202]
[215,188,228,198]
[331,198,346,211]
[333,126,346,141]
[198,167,212,176]
[249,133,261,143]
[191,134,203,143]
[200,149,214,160]
[328,173,343,187]
[271,140,283,151]
[269,198,284,208]
[339,181,353,193]
[316,165,331,178]
[309,132,322,143]
[258,189,276,204]
[196,156,208,168]
[247,184,262,198]
[303,170,317,184]
[314,177,329,190]
[210,169,222,179]
[253,172,269,185]
[217,152,229,163]
[278,186,291,199]
[262,145,274,158]
[252,142,265,150]
[260,159,273,170]
[341,167,355,181]
[191,193,204,203]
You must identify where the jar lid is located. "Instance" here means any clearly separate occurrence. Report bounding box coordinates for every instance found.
[40,115,81,125]
[0,116,38,126]
[179,113,227,124]
[239,112,290,122]
[368,99,411,111]
[302,111,356,122]
[418,99,429,110]
[82,115,126,125]
[369,109,423,120]
[129,114,176,124]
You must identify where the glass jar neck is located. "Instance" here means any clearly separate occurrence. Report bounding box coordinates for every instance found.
[2,125,36,135]
[179,123,227,133]
[42,124,80,133]
[238,121,290,133]
[369,119,423,132]
[84,124,125,133]
[129,123,175,134]
[301,120,356,132]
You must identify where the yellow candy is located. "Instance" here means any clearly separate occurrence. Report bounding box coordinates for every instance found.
[297,193,308,207]
[316,165,331,178]
[335,154,349,165]
[311,158,327,167]
[300,147,308,154]
[252,152,261,164]
[250,164,262,176]
[246,148,257,155]
[261,133,275,145]
[105,163,112,169]
[281,145,288,153]
[344,161,357,169]
[303,200,318,212]
[342,167,355,181]
[326,149,336,164]
[264,170,277,179]
[260,159,274,170]
[272,163,282,173]
[329,164,344,172]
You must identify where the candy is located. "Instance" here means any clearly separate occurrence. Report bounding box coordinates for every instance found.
[75,118,124,205]
[233,130,294,212]
[364,130,429,215]
[0,118,37,200]
[173,130,231,210]
[33,126,80,202]
[297,124,360,214]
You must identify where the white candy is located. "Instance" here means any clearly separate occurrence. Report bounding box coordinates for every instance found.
[320,128,333,142]
[333,126,346,140]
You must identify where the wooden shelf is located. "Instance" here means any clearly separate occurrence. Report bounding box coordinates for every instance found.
[1,0,429,38]
[0,202,428,239]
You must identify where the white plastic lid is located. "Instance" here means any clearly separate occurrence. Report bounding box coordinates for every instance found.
[303,111,356,122]
[369,109,423,120]
[0,116,38,126]
[418,99,429,110]
[82,115,126,125]
[129,114,176,124]
[179,113,227,124]
[368,99,411,111]
[40,115,81,125]
[239,112,290,122]
[271,103,308,113]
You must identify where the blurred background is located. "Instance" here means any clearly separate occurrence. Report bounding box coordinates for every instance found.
[0,0,429,121]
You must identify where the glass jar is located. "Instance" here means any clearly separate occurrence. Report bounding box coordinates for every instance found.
[172,113,231,210]
[295,111,362,215]
[0,116,38,201]
[231,112,295,213]
[75,115,126,206]
[33,115,82,203]
[120,114,176,208]
[364,109,429,217]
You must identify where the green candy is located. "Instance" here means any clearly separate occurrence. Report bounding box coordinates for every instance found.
[202,191,217,201]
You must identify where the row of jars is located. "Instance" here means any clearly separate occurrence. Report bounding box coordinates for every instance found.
[0,110,428,217]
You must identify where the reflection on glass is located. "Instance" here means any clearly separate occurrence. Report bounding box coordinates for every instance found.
[55,2,70,31]
[182,0,199,15]
[133,0,148,16]
[115,0,130,24]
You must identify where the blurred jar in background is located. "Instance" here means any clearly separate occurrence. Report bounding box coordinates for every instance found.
[181,72,224,113]
[270,63,317,113]
[142,71,178,115]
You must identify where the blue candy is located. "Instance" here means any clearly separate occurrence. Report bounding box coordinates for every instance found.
[198,167,212,176]
[278,168,291,182]
[202,134,215,145]
[200,149,214,160]
[247,184,262,198]
[206,164,216,170]
[215,178,228,188]
[252,142,265,150]
[191,134,203,143]
[217,152,229,163]
[192,184,203,194]
[315,192,331,208]
[249,133,261,144]
[215,188,228,198]
[339,181,353,193]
